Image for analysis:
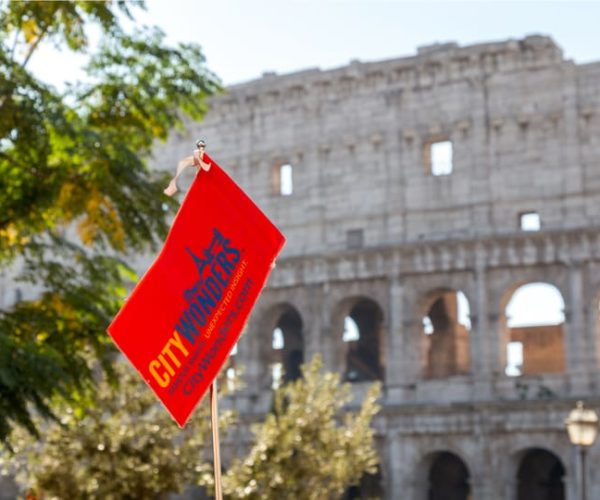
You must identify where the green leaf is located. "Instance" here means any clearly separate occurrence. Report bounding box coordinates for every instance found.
[220,356,381,500]
[0,0,220,444]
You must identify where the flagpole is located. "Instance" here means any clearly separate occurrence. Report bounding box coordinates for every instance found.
[210,380,223,500]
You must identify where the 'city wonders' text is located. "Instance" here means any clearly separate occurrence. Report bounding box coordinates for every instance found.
[148,229,241,388]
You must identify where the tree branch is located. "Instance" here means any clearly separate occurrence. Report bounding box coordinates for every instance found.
[20,24,50,69]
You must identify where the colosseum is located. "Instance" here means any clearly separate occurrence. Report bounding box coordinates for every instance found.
[145,35,600,499]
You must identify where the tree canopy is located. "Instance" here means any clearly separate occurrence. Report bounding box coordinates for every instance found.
[1,356,381,499]
[0,360,235,500]
[222,356,381,500]
[0,0,221,445]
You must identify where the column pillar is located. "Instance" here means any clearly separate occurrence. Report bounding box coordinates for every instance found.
[386,276,405,401]
[473,246,494,398]
[567,263,588,393]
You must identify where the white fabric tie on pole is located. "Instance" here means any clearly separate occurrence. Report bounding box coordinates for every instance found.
[164,145,211,197]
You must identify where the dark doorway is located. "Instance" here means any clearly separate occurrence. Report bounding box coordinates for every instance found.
[517,448,565,500]
[428,452,471,500]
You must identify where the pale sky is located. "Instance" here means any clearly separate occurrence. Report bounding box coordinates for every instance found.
[142,0,600,85]
[29,0,600,88]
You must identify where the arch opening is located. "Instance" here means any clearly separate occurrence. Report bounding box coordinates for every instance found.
[422,290,471,379]
[270,307,304,389]
[517,448,565,500]
[503,283,565,376]
[428,451,471,500]
[343,299,384,382]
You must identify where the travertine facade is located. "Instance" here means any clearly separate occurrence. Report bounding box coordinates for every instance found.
[148,35,600,500]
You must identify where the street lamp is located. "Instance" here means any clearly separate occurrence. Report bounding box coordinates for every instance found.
[565,401,599,500]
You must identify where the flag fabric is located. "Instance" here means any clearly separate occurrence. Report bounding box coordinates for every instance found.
[107,153,285,427]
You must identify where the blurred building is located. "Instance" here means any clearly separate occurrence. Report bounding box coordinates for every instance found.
[151,35,600,499]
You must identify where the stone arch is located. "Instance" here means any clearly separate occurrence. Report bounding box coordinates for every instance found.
[419,288,472,378]
[515,447,565,500]
[257,302,304,388]
[333,296,385,382]
[500,282,566,376]
[418,450,471,500]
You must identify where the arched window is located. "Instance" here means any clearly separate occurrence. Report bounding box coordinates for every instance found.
[428,452,471,500]
[504,283,565,376]
[424,139,453,176]
[517,448,565,500]
[281,164,293,195]
[271,163,294,196]
[422,290,471,378]
[270,307,303,389]
[343,298,384,382]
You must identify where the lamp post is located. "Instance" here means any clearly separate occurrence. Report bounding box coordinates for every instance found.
[565,401,599,500]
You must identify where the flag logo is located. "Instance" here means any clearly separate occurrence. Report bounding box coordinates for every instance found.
[108,154,285,426]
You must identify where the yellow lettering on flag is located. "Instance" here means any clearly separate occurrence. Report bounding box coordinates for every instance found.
[148,332,190,388]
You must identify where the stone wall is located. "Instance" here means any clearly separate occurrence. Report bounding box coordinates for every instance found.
[152,35,600,499]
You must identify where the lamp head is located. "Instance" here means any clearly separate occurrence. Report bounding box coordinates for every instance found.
[566,401,599,447]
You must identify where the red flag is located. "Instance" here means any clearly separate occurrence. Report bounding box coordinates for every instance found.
[107,153,285,427]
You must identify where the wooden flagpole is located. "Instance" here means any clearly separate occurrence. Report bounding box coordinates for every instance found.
[210,380,223,500]
[164,140,222,498]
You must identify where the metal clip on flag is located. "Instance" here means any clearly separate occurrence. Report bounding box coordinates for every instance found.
[108,140,285,500]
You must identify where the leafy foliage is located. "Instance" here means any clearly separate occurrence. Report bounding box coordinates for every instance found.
[2,356,380,499]
[221,356,381,500]
[0,360,234,499]
[0,0,221,444]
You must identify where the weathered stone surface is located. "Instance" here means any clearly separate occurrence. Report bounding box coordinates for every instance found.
[149,35,600,499]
